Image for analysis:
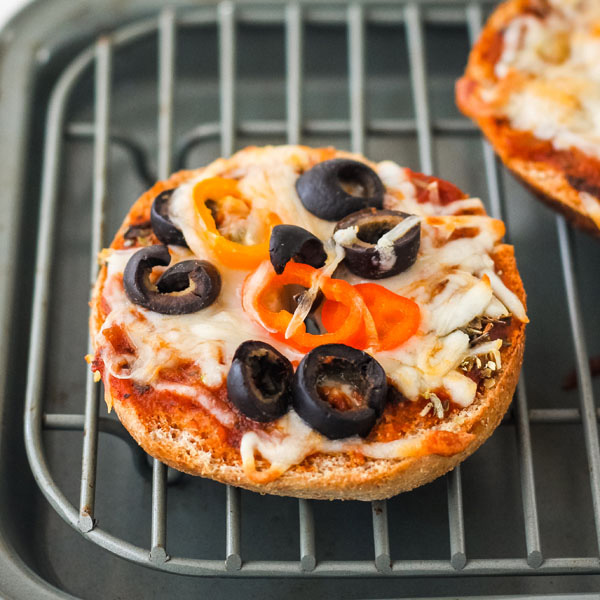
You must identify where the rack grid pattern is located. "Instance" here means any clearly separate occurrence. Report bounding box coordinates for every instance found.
[23,0,600,578]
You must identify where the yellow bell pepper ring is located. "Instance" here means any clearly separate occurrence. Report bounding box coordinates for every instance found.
[193,177,281,270]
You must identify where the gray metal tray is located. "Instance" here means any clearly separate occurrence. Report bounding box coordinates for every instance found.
[2,0,600,598]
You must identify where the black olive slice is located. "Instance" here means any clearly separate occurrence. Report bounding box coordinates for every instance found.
[123,245,221,315]
[227,341,294,422]
[150,189,189,247]
[296,158,385,221]
[334,208,421,279]
[292,344,387,439]
[269,224,327,274]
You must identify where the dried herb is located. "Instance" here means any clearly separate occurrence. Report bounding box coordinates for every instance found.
[460,315,511,347]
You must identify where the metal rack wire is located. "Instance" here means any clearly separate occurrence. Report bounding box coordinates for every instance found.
[23,0,600,578]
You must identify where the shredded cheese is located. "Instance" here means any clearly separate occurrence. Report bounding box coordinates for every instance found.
[481,269,528,323]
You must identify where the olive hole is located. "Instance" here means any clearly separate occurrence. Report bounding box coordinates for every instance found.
[316,358,366,411]
[337,166,376,198]
[248,351,287,399]
[356,221,394,244]
[157,200,170,219]
[156,270,191,293]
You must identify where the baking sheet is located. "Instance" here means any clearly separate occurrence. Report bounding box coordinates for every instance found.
[2,2,600,598]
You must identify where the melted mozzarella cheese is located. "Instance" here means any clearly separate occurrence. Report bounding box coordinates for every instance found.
[240,409,450,482]
[377,161,418,204]
[442,371,478,408]
[153,381,236,427]
[427,273,492,336]
[436,198,485,215]
[484,296,510,319]
[481,269,529,323]
[376,216,422,270]
[333,226,359,246]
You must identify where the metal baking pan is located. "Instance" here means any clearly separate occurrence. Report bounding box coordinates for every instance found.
[1,0,600,598]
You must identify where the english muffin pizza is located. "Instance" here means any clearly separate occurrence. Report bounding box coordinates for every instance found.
[89,145,528,500]
[457,0,600,236]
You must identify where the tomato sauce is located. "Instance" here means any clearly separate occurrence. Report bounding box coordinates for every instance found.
[103,369,240,462]
[367,389,462,443]
[103,325,136,355]
[92,348,270,454]
[406,169,467,205]
[500,121,600,198]
[447,227,481,242]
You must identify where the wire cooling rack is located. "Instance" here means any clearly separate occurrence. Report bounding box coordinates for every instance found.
[23,0,600,579]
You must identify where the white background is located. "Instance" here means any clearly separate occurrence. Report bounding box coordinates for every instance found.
[0,0,30,29]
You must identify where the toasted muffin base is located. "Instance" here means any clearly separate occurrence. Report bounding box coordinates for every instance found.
[90,160,526,500]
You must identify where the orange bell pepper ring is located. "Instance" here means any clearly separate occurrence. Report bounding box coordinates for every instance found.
[193,177,281,269]
[242,261,374,352]
[322,283,420,351]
